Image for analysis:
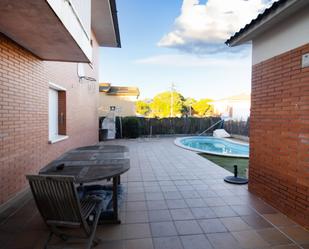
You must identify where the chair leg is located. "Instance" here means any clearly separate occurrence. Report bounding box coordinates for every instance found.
[50,225,69,241]
[92,237,102,247]
[44,231,53,249]
[86,207,102,249]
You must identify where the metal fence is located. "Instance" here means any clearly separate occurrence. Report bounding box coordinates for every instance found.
[224,118,250,137]
[99,116,249,139]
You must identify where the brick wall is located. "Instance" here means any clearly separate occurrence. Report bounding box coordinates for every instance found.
[250,43,309,228]
[0,33,100,205]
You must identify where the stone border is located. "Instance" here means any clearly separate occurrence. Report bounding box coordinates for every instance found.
[174,136,249,158]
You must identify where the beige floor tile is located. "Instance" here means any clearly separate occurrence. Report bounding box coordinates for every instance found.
[211,206,237,218]
[147,200,168,210]
[180,234,213,249]
[220,217,252,231]
[150,221,178,237]
[126,201,147,211]
[241,214,273,229]
[166,199,188,209]
[97,224,123,241]
[153,236,183,249]
[191,207,217,219]
[270,244,300,249]
[170,208,194,220]
[199,218,227,233]
[125,238,154,249]
[280,226,309,244]
[207,232,242,249]
[125,211,149,224]
[232,230,270,248]
[263,213,297,227]
[96,240,125,249]
[203,197,226,207]
[122,223,151,239]
[184,198,206,208]
[256,227,292,246]
[174,220,203,235]
[148,210,172,222]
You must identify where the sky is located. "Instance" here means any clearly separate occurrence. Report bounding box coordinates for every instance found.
[99,0,276,100]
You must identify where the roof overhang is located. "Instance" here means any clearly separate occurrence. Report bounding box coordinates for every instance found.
[99,83,140,97]
[106,88,140,97]
[226,0,309,47]
[99,83,112,92]
[91,0,121,48]
[0,0,121,62]
[0,0,91,62]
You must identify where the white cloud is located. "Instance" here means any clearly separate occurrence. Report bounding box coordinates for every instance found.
[135,53,251,68]
[158,0,277,54]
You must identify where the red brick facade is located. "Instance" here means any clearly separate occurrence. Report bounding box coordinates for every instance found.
[0,33,100,205]
[250,43,309,228]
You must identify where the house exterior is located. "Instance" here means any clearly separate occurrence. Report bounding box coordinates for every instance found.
[99,83,140,117]
[226,0,309,227]
[0,0,120,209]
[212,93,250,121]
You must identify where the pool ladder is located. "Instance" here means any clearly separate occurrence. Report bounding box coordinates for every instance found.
[198,119,224,136]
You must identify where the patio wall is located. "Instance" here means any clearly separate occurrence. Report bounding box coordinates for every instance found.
[0,33,100,206]
[250,43,309,228]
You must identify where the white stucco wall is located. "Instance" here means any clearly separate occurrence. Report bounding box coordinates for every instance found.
[213,100,250,121]
[47,0,92,61]
[252,6,309,65]
[98,95,138,117]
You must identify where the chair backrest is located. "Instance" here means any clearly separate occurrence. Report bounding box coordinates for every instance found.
[26,175,84,227]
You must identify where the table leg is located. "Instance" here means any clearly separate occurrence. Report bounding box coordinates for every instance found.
[112,176,121,224]
[117,175,121,185]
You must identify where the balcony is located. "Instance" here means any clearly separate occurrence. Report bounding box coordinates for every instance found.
[0,0,120,63]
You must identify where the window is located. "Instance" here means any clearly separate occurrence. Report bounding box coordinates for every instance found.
[48,83,68,144]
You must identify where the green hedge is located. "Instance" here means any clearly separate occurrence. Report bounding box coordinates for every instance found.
[121,117,141,138]
[99,116,249,139]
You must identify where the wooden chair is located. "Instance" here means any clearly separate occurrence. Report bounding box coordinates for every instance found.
[26,175,103,249]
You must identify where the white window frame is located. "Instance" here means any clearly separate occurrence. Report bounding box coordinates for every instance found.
[48,82,69,144]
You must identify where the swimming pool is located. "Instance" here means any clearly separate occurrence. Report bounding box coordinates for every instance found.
[175,136,249,158]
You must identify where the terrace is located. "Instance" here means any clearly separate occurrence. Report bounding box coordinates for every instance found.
[1,138,308,249]
[1,0,308,248]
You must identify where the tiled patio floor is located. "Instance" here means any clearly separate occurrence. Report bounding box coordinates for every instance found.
[1,138,308,249]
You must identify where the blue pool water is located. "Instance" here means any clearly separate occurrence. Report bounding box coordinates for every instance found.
[176,137,249,158]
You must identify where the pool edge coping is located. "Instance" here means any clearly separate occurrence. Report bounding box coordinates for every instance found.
[174,136,249,159]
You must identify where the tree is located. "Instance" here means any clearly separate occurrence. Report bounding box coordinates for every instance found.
[135,100,150,116]
[192,99,214,117]
[150,91,185,118]
[183,97,197,116]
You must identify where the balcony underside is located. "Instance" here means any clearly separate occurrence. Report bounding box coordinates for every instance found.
[0,0,90,62]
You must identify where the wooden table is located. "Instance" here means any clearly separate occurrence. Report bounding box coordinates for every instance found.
[39,145,130,223]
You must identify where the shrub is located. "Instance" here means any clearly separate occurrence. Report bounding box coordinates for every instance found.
[122,117,141,138]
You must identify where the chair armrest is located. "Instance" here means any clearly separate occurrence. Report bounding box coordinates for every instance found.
[82,195,103,204]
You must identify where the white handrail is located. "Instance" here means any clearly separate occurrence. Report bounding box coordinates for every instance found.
[198,119,223,136]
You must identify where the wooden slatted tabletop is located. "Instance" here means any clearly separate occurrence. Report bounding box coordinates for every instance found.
[39,145,130,183]
[39,144,130,223]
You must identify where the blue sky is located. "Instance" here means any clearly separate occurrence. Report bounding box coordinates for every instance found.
[99,0,274,100]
